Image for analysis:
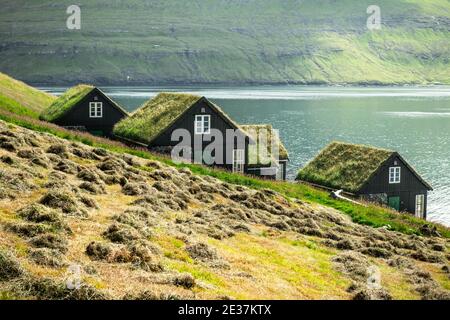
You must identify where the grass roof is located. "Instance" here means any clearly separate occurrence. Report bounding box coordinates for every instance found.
[39,84,94,122]
[113,93,203,144]
[296,141,394,193]
[240,124,289,167]
[0,72,56,117]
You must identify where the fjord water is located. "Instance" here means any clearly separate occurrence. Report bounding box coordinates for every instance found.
[42,86,450,226]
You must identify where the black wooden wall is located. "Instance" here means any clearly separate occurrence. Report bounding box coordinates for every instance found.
[150,98,249,171]
[359,155,429,217]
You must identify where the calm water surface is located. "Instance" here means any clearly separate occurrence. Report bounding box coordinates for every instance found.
[41,86,450,226]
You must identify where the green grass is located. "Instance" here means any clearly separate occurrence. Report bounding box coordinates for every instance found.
[1,108,449,238]
[208,233,352,299]
[0,72,55,118]
[0,94,39,118]
[0,0,449,85]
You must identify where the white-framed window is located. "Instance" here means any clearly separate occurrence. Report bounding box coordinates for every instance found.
[89,102,103,118]
[232,149,245,173]
[389,167,401,184]
[195,115,211,134]
[415,194,425,218]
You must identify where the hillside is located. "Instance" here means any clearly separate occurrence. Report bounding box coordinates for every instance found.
[1,120,449,300]
[0,73,56,118]
[0,0,449,85]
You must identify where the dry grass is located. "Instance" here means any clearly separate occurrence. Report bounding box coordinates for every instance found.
[0,120,448,300]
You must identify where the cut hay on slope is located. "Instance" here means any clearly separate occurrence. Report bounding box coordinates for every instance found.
[297,141,393,193]
[39,85,94,122]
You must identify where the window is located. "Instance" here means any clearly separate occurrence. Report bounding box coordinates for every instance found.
[389,167,401,184]
[232,149,245,173]
[415,194,425,218]
[89,102,103,118]
[195,115,210,134]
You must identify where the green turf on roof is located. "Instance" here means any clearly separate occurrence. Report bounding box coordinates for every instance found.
[240,124,289,167]
[39,84,94,122]
[296,141,394,193]
[113,92,202,145]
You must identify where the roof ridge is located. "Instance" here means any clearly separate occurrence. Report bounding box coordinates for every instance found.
[329,140,395,153]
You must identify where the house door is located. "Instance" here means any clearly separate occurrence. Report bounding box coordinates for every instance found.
[415,194,425,218]
[232,149,244,173]
[276,162,284,180]
[388,196,400,211]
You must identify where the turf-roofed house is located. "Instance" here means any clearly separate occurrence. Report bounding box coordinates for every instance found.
[297,142,433,218]
[113,93,288,180]
[40,85,128,137]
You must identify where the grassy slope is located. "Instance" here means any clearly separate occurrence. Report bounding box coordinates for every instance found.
[2,118,448,300]
[0,0,449,85]
[1,108,448,239]
[0,72,56,118]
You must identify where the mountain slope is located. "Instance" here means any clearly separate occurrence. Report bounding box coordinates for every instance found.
[0,120,449,299]
[0,72,56,118]
[0,0,449,85]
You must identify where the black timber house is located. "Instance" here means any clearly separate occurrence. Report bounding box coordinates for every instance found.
[40,85,128,137]
[113,93,289,180]
[297,142,433,218]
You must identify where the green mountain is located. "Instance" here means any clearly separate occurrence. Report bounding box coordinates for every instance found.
[0,0,449,85]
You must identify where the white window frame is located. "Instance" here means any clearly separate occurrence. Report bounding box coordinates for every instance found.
[415,194,425,218]
[232,149,245,173]
[389,167,401,184]
[194,115,211,135]
[89,102,103,118]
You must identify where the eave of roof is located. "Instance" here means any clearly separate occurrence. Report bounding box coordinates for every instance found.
[95,88,129,117]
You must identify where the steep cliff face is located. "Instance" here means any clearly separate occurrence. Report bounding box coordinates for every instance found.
[0,120,449,300]
[0,0,449,85]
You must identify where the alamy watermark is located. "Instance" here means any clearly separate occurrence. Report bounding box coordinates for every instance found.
[66,5,81,30]
[367,5,381,30]
[367,265,382,289]
[170,127,281,175]
[65,264,82,290]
